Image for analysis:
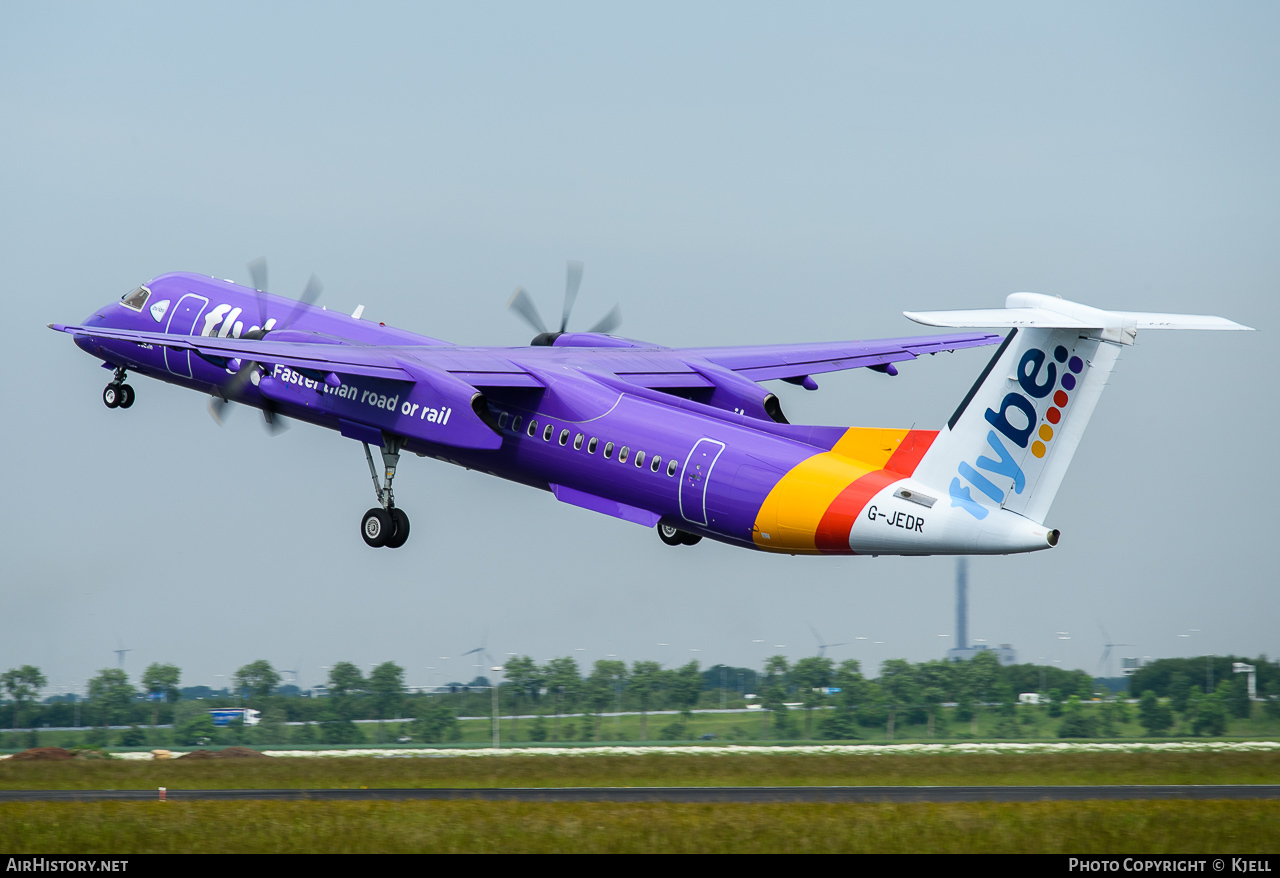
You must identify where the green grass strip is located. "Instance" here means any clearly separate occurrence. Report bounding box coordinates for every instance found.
[2,751,1278,790]
[1,800,1276,853]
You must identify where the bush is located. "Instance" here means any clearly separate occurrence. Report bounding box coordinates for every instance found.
[118,725,147,747]
[527,715,547,742]
[410,699,461,744]
[1058,697,1098,738]
[818,709,861,740]
[658,720,687,741]
[320,720,363,745]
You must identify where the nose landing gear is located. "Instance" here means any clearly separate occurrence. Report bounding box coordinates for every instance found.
[102,367,135,409]
[361,438,411,548]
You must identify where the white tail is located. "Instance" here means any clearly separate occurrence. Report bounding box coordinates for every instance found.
[907,294,1251,526]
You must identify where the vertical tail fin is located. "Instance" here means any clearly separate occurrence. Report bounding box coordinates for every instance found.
[906,293,1251,525]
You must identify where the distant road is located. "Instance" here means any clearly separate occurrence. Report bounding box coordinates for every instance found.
[4,786,1279,803]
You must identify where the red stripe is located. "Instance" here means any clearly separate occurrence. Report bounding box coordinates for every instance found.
[884,430,937,476]
[814,469,901,554]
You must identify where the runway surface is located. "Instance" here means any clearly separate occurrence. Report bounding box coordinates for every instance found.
[3,786,1279,803]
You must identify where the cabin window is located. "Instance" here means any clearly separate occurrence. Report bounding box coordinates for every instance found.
[651,455,662,473]
[543,424,554,441]
[498,412,509,429]
[573,433,584,450]
[634,450,645,468]
[512,416,522,433]
[120,286,150,311]
[559,429,569,446]
[618,446,629,464]
[604,442,614,459]
[588,438,598,454]
[527,419,537,437]
[667,459,678,476]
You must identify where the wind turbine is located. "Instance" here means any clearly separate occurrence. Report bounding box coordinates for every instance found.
[1096,623,1134,678]
[808,623,850,658]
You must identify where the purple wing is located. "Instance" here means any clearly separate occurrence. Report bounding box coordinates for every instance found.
[678,332,1005,382]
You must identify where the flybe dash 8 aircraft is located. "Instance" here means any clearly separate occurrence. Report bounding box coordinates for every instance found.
[50,262,1251,552]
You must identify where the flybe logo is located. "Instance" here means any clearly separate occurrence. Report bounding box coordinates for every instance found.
[949,345,1085,519]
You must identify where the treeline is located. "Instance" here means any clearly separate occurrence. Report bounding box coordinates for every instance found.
[3,654,1277,747]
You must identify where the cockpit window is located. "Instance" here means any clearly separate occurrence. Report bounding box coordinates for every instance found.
[120,287,150,311]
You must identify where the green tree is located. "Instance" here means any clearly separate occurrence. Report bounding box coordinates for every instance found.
[791,656,834,739]
[1058,696,1098,738]
[1,665,46,728]
[879,659,917,741]
[368,662,406,720]
[819,659,867,740]
[628,661,664,741]
[667,661,703,718]
[1169,672,1194,713]
[410,698,460,744]
[544,656,581,740]
[1222,676,1252,720]
[503,656,542,742]
[173,703,217,746]
[1138,690,1173,736]
[585,660,626,741]
[141,662,181,728]
[327,662,365,719]
[916,660,954,737]
[234,660,281,701]
[957,651,1000,735]
[1192,690,1228,737]
[88,668,135,728]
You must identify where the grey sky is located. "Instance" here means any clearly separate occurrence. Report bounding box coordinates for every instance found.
[1,2,1275,694]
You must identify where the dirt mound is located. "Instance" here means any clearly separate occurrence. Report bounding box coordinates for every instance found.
[10,747,75,761]
[177,747,270,760]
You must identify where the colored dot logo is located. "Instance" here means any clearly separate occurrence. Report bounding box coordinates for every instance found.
[1032,346,1083,458]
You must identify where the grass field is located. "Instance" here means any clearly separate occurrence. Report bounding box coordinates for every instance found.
[2,750,1278,790]
[1,800,1276,853]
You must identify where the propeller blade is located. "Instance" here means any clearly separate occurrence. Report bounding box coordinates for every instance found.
[279,274,324,331]
[559,261,583,333]
[262,407,288,436]
[506,287,548,334]
[586,304,622,335]
[247,257,268,293]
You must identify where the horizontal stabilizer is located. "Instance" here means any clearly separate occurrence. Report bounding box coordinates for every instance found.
[905,293,1253,345]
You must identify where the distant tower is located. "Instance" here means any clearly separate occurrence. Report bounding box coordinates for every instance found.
[955,557,968,651]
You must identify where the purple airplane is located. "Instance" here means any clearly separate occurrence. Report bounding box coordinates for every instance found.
[50,261,1248,553]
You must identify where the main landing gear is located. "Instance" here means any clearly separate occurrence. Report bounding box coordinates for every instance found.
[658,523,702,547]
[102,367,135,410]
[361,438,411,549]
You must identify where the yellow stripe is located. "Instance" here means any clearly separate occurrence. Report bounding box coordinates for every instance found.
[752,451,877,554]
[830,427,912,468]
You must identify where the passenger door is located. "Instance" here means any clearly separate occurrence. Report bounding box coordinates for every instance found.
[679,438,726,526]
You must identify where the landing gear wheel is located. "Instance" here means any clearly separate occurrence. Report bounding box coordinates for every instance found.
[117,384,135,409]
[679,532,703,546]
[103,385,121,409]
[385,508,410,549]
[361,508,392,547]
[659,524,684,546]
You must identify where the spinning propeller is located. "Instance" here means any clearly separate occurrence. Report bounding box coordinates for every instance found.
[506,260,622,345]
[207,258,323,433]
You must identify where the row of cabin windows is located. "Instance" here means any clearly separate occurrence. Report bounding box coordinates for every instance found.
[494,410,680,477]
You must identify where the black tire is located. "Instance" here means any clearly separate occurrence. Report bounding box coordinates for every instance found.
[658,523,684,546]
[679,532,703,546]
[385,508,411,549]
[361,508,392,548]
[117,384,135,409]
[102,385,120,408]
